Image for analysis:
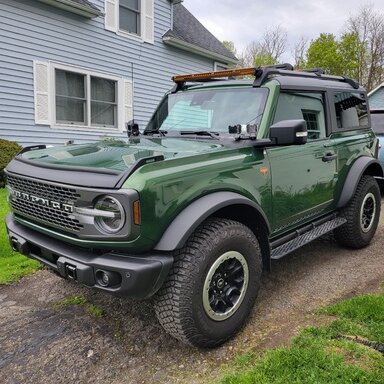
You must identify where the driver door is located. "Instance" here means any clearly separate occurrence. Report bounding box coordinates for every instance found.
[267,91,338,234]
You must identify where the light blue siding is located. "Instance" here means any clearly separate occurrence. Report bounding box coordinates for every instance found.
[369,86,384,110]
[0,0,217,146]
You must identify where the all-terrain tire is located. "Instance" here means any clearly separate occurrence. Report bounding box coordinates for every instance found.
[334,175,381,248]
[154,218,262,348]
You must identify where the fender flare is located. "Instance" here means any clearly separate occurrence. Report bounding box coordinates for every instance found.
[337,157,383,208]
[154,192,270,251]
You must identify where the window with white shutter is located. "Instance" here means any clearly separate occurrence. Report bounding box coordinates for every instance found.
[33,61,132,132]
[105,0,154,44]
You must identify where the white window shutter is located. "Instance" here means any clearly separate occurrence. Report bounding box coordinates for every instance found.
[143,0,154,44]
[124,80,134,125]
[105,0,117,32]
[33,61,50,125]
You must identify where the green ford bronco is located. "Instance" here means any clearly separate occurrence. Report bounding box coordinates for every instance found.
[5,64,383,347]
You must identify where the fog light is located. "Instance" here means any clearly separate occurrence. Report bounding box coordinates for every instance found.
[95,270,121,287]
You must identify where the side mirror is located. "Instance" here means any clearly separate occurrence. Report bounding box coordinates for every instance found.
[269,119,308,145]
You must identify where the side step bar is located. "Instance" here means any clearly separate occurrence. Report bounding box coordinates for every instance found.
[271,217,347,260]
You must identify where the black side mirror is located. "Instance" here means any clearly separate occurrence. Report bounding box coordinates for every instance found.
[269,119,308,145]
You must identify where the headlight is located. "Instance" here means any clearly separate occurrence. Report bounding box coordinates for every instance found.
[94,196,125,234]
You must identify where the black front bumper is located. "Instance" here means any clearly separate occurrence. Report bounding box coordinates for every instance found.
[6,214,173,299]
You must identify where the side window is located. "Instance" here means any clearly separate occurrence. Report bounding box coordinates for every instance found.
[273,92,326,140]
[334,92,368,129]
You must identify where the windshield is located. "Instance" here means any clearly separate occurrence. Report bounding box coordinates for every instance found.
[371,112,384,134]
[146,87,268,133]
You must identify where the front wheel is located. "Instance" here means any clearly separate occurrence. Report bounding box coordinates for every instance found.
[334,175,381,248]
[154,218,262,348]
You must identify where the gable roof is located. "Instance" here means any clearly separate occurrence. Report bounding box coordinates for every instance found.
[368,83,384,110]
[36,0,102,18]
[163,3,238,65]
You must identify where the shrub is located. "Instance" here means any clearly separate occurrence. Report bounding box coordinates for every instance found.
[0,139,22,187]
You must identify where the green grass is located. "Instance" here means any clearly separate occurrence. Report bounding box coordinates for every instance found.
[86,303,104,317]
[220,293,384,384]
[55,295,103,317]
[0,188,40,284]
[56,295,88,306]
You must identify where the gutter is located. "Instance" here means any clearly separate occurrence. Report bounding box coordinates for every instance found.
[36,0,103,18]
[163,36,238,65]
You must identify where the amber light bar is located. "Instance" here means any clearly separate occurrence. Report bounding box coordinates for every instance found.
[172,67,258,83]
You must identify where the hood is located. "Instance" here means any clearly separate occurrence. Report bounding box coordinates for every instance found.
[19,137,227,173]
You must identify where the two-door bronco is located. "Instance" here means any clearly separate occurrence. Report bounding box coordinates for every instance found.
[5,64,383,347]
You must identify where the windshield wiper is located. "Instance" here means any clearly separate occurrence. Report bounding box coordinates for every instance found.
[144,129,167,136]
[179,131,220,139]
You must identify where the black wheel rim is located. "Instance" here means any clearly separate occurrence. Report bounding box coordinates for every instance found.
[203,251,249,321]
[360,192,376,233]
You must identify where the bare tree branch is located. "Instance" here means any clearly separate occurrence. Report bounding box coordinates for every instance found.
[292,36,308,69]
[261,25,288,61]
[239,25,288,68]
[345,4,384,90]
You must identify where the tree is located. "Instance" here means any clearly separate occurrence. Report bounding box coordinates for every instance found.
[239,25,287,68]
[262,25,287,62]
[222,40,239,69]
[306,33,343,75]
[344,5,384,91]
[338,32,363,81]
[306,32,365,81]
[222,40,237,57]
[292,37,308,69]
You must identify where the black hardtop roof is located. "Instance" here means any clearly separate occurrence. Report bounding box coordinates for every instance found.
[274,75,365,92]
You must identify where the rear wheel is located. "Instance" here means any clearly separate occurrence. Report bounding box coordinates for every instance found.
[154,218,262,348]
[334,175,381,248]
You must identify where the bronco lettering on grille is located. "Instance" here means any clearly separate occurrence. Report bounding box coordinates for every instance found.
[11,190,74,213]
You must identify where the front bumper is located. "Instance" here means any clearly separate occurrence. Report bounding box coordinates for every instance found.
[6,214,173,299]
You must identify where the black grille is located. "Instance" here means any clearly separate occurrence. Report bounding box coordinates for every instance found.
[7,175,83,232]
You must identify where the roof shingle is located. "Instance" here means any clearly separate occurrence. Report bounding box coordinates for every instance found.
[164,4,237,63]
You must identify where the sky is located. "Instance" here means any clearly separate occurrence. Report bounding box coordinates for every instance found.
[182,0,384,62]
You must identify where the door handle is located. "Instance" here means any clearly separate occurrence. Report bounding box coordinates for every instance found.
[322,152,337,162]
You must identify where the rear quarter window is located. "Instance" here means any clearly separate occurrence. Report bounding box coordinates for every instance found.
[371,112,384,134]
[334,92,368,130]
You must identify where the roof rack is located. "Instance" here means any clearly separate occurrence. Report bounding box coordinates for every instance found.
[252,66,359,89]
[300,68,325,75]
[171,63,360,92]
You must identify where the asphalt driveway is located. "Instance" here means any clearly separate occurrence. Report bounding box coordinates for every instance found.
[1,203,383,384]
